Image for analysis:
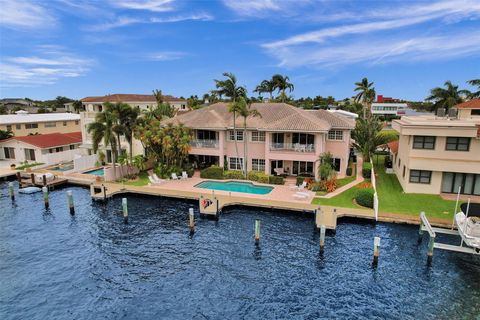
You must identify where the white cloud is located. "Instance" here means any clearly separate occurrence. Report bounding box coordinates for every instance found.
[111,0,175,12]
[88,12,213,31]
[0,46,94,87]
[0,0,56,29]
[147,51,187,61]
[222,0,310,17]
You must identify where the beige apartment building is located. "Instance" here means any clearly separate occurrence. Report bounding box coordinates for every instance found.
[391,99,480,196]
[0,111,80,136]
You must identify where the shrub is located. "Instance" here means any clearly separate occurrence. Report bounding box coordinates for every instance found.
[224,170,244,180]
[362,162,372,179]
[322,177,338,193]
[346,167,353,176]
[248,171,266,182]
[355,189,374,208]
[357,181,373,189]
[296,176,306,186]
[200,165,224,179]
[269,175,284,185]
[310,182,324,192]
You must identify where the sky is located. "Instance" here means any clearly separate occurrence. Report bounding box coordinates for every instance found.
[0,0,479,101]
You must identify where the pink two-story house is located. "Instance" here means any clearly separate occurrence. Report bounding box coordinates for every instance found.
[164,102,355,180]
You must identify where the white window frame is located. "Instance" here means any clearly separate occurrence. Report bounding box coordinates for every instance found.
[327,130,343,141]
[252,159,265,171]
[44,122,56,128]
[228,130,244,141]
[229,157,244,170]
[251,131,265,142]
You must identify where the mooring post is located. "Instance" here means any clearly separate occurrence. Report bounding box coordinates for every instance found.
[122,198,128,224]
[67,190,74,215]
[427,234,435,264]
[373,237,381,266]
[42,174,47,187]
[42,186,49,209]
[189,208,195,233]
[320,225,326,252]
[255,219,261,245]
[31,173,35,185]
[16,172,21,184]
[8,182,15,201]
[418,211,425,243]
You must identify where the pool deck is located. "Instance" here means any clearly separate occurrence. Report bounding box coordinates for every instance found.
[89,178,376,230]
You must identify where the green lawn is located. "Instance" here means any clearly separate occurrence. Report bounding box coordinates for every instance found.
[123,171,149,186]
[373,155,456,219]
[337,175,356,188]
[312,183,365,209]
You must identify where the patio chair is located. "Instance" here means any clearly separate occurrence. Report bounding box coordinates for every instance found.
[171,173,180,180]
[148,176,163,186]
[181,171,188,180]
[153,173,163,182]
[293,192,309,200]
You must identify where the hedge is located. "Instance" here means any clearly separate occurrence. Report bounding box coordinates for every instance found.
[355,188,374,208]
[224,170,245,180]
[248,171,269,183]
[200,166,224,179]
[362,162,372,179]
[268,175,284,185]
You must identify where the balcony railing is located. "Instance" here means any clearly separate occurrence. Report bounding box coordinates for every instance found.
[270,143,315,153]
[190,139,219,148]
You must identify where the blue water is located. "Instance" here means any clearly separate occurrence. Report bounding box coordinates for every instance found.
[0,181,479,320]
[50,163,74,172]
[195,180,273,195]
[83,168,104,176]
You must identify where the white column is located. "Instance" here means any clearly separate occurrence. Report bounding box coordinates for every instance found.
[218,131,225,168]
[264,132,270,175]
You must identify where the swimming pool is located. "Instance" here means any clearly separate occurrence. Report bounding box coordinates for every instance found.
[195,180,273,195]
[83,168,104,176]
[50,163,74,171]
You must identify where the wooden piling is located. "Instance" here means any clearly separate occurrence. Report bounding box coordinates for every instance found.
[67,191,74,215]
[42,186,49,209]
[8,182,15,201]
[16,172,21,184]
[427,234,435,264]
[373,237,380,266]
[31,173,35,185]
[319,225,326,252]
[255,219,261,245]
[189,208,195,233]
[42,174,47,187]
[122,198,128,224]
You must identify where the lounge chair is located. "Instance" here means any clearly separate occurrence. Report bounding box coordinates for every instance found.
[153,173,163,182]
[181,171,188,180]
[293,192,309,200]
[171,173,180,180]
[148,176,163,186]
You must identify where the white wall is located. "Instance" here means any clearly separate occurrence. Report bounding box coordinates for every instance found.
[74,153,98,172]
[43,148,87,165]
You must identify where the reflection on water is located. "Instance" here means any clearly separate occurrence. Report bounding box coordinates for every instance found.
[0,182,479,320]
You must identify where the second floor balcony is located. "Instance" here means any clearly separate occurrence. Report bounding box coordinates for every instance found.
[190,139,219,149]
[270,143,315,153]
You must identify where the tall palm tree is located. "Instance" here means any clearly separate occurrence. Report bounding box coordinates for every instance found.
[72,100,83,114]
[351,117,388,162]
[87,109,118,180]
[354,77,376,119]
[232,97,261,178]
[271,74,294,102]
[213,72,247,171]
[467,79,480,99]
[426,80,469,112]
[254,79,275,100]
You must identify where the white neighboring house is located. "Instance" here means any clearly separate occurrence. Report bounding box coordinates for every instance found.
[0,132,85,166]
[79,93,187,160]
[371,102,409,116]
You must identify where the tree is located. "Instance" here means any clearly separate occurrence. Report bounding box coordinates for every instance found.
[254,79,275,100]
[354,77,376,118]
[351,117,388,162]
[467,79,480,99]
[272,74,294,102]
[426,80,470,112]
[318,152,336,181]
[0,129,13,140]
[0,106,8,115]
[72,100,83,113]
[232,97,261,178]
[87,108,119,180]
[213,72,247,172]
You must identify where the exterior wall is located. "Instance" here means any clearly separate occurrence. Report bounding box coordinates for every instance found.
[324,129,351,177]
[458,108,480,120]
[0,120,80,136]
[392,121,480,194]
[0,140,83,164]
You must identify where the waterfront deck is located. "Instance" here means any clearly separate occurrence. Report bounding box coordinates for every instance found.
[89,178,376,230]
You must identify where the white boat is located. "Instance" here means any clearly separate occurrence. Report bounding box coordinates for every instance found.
[455,203,480,252]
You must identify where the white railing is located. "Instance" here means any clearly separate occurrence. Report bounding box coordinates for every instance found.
[370,157,378,221]
[270,143,315,153]
[43,149,88,166]
[190,139,219,148]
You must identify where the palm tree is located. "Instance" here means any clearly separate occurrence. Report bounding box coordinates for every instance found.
[351,117,388,162]
[354,77,376,118]
[72,100,83,114]
[271,74,294,102]
[467,79,480,99]
[0,129,13,140]
[254,79,275,100]
[88,109,118,180]
[213,72,247,171]
[232,97,261,178]
[426,80,470,112]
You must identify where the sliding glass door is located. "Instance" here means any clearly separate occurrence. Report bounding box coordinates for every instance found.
[441,172,480,195]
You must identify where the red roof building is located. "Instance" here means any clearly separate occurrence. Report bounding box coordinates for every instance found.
[13,132,82,148]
